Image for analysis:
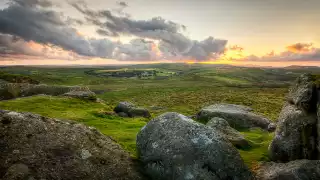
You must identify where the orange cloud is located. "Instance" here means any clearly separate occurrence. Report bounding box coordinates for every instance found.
[226,42,320,64]
[286,43,314,53]
[27,41,44,51]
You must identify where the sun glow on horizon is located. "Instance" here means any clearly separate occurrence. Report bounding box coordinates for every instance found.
[1,40,319,67]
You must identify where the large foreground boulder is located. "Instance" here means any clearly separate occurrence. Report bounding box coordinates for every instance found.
[207,117,250,149]
[255,160,320,180]
[0,110,144,180]
[269,74,318,162]
[114,102,151,118]
[197,103,272,130]
[136,112,253,180]
[62,90,97,101]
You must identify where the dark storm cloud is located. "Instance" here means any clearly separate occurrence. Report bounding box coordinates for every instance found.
[0,0,115,58]
[70,1,228,61]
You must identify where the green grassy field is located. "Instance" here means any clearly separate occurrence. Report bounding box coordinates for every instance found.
[0,64,319,168]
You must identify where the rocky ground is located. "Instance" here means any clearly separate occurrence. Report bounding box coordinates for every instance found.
[0,73,319,180]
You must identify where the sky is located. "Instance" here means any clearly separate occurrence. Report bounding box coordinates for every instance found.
[0,0,319,67]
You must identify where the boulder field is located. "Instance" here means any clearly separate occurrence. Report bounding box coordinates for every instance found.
[135,73,320,180]
[1,73,320,180]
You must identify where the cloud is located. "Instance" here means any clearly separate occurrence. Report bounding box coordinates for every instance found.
[0,33,85,60]
[0,34,43,56]
[117,1,128,8]
[185,37,227,60]
[236,43,320,62]
[286,43,314,53]
[0,0,228,62]
[70,1,228,61]
[113,39,159,61]
[70,2,183,37]
[229,45,244,52]
[10,0,54,8]
[0,0,115,58]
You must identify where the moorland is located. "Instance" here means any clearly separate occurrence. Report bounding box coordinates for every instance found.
[1,63,319,168]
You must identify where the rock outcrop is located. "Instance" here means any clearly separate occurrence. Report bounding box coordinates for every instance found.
[269,74,318,162]
[207,117,250,149]
[114,102,151,118]
[0,83,27,100]
[0,83,87,100]
[255,160,320,180]
[286,74,318,112]
[197,103,272,130]
[136,112,253,180]
[0,110,144,180]
[62,90,97,101]
[21,84,85,97]
[316,78,320,158]
[0,79,8,85]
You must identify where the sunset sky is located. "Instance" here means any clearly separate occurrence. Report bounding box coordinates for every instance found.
[0,0,319,66]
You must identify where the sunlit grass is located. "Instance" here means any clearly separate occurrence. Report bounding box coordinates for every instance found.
[239,129,274,168]
[0,95,147,155]
[0,91,281,166]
